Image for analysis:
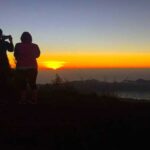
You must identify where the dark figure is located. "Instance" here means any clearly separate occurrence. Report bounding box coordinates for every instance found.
[14,32,40,104]
[0,29,14,100]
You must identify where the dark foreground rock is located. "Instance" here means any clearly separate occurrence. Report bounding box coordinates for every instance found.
[0,97,150,149]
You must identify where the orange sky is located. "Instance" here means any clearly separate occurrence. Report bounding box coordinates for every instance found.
[8,52,150,70]
[40,52,150,69]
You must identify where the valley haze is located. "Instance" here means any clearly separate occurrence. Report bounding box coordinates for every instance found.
[37,68,150,84]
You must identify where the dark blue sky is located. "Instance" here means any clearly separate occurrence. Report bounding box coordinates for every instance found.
[0,0,150,54]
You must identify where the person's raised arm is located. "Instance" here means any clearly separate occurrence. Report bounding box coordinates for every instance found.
[7,35,14,52]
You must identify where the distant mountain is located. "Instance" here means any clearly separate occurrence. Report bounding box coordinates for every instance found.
[66,79,150,93]
[123,78,150,84]
[38,78,150,94]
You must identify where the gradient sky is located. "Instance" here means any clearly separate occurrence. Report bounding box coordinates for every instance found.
[1,0,150,69]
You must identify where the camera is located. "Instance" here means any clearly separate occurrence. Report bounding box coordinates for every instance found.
[2,35,12,41]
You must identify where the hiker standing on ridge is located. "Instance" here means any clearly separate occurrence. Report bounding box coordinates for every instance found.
[0,29,14,99]
[14,32,40,104]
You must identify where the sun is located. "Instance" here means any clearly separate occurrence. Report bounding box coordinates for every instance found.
[42,61,67,70]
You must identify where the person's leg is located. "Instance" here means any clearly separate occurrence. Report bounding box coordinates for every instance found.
[15,70,27,104]
[0,69,11,102]
[27,69,38,104]
[0,71,6,101]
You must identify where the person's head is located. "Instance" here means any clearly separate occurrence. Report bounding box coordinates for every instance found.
[21,32,32,43]
[0,29,3,39]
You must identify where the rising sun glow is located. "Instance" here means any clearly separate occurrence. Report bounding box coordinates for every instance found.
[42,61,67,70]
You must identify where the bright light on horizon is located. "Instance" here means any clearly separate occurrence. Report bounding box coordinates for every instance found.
[41,61,67,70]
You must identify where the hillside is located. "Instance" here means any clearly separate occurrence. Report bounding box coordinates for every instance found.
[0,85,150,149]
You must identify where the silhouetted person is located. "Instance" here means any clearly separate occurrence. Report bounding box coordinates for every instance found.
[0,29,14,99]
[14,32,40,104]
